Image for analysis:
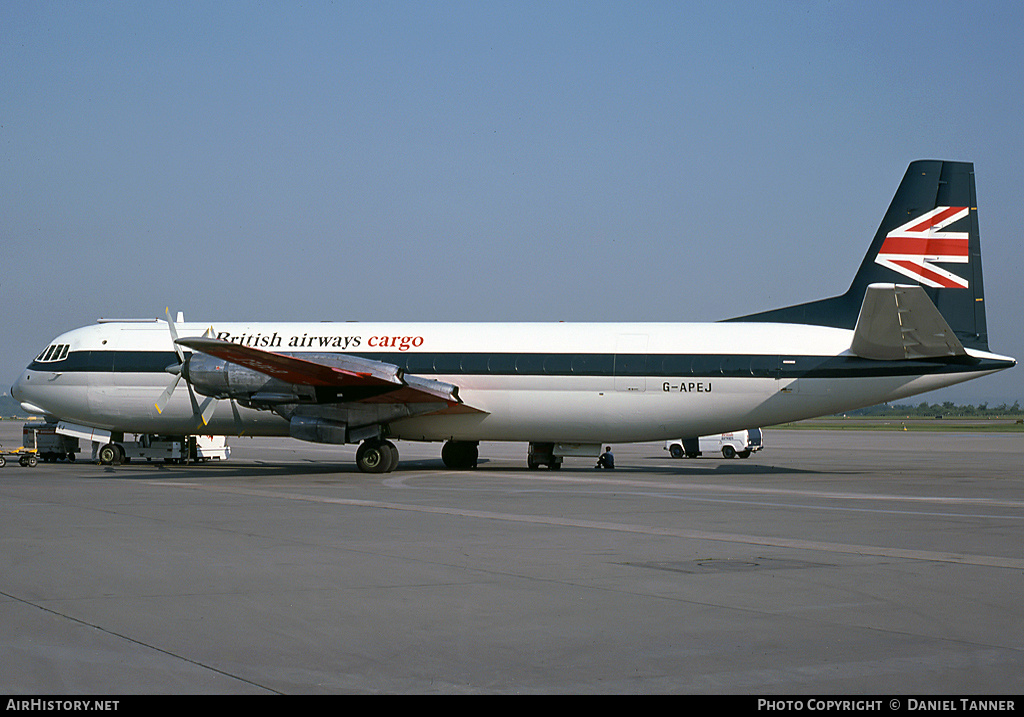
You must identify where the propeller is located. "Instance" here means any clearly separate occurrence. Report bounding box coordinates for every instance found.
[154,308,218,426]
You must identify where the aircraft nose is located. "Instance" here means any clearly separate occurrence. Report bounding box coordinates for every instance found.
[11,369,45,414]
[11,371,26,401]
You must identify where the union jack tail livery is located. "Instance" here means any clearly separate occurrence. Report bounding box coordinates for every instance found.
[731,160,988,352]
[875,205,970,289]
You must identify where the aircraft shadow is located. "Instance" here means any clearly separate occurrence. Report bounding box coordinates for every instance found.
[81,455,830,479]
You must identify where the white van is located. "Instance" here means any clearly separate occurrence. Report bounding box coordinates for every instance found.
[665,429,763,459]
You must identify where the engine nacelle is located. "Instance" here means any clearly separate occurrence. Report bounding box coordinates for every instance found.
[287,416,381,444]
[289,416,347,444]
[184,353,313,404]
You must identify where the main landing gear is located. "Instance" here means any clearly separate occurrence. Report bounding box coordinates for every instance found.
[441,440,478,470]
[355,438,399,473]
[354,439,480,473]
[527,442,562,470]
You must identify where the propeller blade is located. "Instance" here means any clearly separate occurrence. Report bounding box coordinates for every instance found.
[200,396,217,426]
[165,307,184,363]
[230,400,245,435]
[155,374,181,414]
[163,307,221,426]
[184,380,218,427]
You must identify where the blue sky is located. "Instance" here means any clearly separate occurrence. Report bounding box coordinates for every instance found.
[3,1,1021,405]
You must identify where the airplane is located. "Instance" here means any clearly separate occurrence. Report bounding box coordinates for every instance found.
[11,160,1016,472]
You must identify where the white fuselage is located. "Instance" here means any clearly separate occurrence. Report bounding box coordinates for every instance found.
[12,319,1010,444]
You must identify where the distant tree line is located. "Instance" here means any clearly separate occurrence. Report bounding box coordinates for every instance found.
[844,401,1023,417]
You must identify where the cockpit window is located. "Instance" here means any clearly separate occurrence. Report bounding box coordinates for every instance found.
[35,343,71,363]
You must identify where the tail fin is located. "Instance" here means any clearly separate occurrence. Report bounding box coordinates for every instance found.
[728,160,989,351]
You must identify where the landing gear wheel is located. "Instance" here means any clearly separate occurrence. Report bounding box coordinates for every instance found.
[356,439,399,474]
[526,442,564,470]
[441,441,478,470]
[526,443,562,470]
[381,441,399,472]
[98,443,123,465]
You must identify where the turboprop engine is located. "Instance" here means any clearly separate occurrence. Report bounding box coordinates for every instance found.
[183,353,317,406]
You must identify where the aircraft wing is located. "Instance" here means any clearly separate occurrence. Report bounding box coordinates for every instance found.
[175,337,481,411]
[850,284,968,360]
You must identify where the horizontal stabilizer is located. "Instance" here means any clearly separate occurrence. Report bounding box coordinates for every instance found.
[850,284,967,360]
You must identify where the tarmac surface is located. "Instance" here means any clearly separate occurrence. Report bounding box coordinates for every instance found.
[1,421,1022,694]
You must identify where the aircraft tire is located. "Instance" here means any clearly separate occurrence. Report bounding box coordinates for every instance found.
[441,440,478,470]
[382,441,399,472]
[98,443,122,465]
[356,439,397,474]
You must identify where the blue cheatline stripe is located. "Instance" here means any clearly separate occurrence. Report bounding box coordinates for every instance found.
[27,350,1006,380]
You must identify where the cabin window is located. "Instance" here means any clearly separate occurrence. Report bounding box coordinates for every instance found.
[487,354,516,374]
[515,354,544,374]
[460,354,490,374]
[432,354,463,374]
[403,354,433,374]
[542,354,572,374]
